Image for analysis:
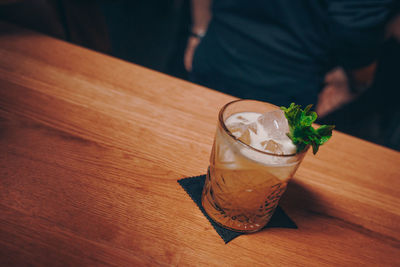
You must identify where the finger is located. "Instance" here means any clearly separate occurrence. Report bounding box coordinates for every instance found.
[184,48,193,72]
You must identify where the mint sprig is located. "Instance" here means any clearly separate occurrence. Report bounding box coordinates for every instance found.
[280,103,335,154]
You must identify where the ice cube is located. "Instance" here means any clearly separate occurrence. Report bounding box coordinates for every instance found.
[236,115,251,123]
[261,139,284,155]
[237,123,257,145]
[226,122,247,138]
[225,111,296,156]
[218,145,236,163]
[226,121,258,145]
[257,110,297,155]
[257,110,289,140]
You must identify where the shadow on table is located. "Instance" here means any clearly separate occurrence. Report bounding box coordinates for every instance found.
[279,179,327,221]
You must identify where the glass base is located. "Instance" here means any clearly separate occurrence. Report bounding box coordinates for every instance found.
[201,168,277,233]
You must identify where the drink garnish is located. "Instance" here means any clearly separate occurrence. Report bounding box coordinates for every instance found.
[280,103,335,154]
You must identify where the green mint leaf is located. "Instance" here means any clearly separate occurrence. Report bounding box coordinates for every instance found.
[280,103,335,155]
[316,125,335,136]
[312,142,319,154]
[303,104,312,113]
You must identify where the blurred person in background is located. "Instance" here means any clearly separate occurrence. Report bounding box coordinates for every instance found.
[185,0,395,110]
[2,0,398,149]
[319,11,400,150]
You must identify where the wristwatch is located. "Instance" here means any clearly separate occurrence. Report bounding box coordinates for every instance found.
[190,31,205,39]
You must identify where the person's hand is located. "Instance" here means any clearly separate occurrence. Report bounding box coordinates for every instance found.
[316,62,377,117]
[316,84,354,118]
[386,14,400,42]
[184,36,201,72]
[316,68,355,117]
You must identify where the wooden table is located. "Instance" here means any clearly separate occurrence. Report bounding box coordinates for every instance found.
[1,23,399,266]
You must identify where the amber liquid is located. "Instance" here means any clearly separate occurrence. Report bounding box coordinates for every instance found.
[202,126,299,232]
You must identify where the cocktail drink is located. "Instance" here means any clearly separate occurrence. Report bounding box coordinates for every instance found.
[202,100,308,233]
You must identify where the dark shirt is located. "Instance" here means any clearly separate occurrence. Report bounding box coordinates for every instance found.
[192,0,394,106]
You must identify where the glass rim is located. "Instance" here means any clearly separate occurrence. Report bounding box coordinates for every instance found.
[218,99,304,157]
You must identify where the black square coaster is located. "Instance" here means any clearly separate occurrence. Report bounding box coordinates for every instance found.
[178,174,297,244]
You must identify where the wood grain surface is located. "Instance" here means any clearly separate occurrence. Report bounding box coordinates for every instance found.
[0,22,399,266]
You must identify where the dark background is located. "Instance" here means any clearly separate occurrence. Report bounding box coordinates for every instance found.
[0,0,399,151]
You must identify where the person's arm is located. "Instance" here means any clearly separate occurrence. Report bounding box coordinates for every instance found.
[184,0,212,72]
[328,0,394,70]
[330,0,396,93]
[316,0,394,116]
